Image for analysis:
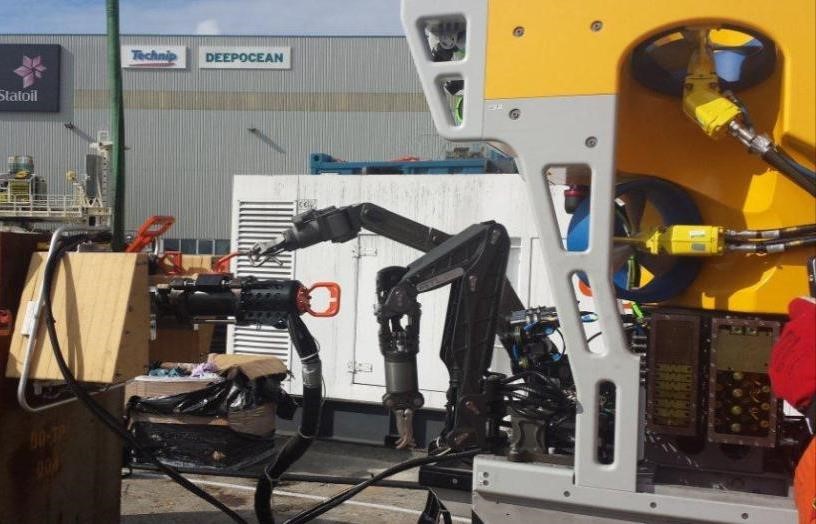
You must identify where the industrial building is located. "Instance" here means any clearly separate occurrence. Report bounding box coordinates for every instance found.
[0,34,447,249]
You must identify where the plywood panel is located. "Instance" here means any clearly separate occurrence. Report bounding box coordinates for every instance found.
[0,388,123,523]
[6,252,149,383]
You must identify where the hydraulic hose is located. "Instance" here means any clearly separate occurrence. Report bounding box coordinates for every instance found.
[727,235,816,253]
[727,119,816,197]
[726,223,816,240]
[283,448,481,524]
[41,233,249,524]
[763,147,816,197]
[255,313,323,524]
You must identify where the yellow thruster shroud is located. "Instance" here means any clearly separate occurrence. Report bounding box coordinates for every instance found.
[485,0,816,314]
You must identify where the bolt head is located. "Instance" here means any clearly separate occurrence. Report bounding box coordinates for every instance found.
[585,136,598,148]
[509,108,521,120]
[513,26,525,37]
[590,21,603,32]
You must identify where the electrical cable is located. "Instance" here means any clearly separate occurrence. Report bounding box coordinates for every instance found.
[554,327,566,355]
[587,324,639,344]
[129,463,429,490]
[282,448,480,524]
[41,233,248,524]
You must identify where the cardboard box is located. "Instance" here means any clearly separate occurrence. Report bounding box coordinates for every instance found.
[126,353,287,437]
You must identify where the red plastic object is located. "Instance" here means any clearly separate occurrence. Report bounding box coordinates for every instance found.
[126,215,175,253]
[157,251,185,275]
[769,297,816,409]
[296,282,341,318]
[0,309,12,337]
[214,252,241,274]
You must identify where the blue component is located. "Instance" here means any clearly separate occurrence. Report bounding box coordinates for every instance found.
[714,39,762,83]
[566,199,632,290]
[309,152,516,175]
[565,177,703,303]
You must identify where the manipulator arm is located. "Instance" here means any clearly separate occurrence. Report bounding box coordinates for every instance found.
[249,206,364,260]
[249,203,451,261]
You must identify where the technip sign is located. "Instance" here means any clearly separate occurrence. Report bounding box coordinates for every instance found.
[199,46,291,70]
[0,44,61,112]
[122,45,187,69]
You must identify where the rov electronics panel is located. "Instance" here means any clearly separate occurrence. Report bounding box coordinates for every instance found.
[646,313,701,436]
[646,311,783,448]
[708,318,780,447]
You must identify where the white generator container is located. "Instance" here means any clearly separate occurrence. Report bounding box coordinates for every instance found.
[229,174,596,409]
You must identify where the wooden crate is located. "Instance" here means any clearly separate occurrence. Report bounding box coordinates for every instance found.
[0,388,123,523]
[6,252,150,383]
[0,232,49,394]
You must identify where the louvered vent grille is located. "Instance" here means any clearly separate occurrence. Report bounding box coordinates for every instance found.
[230,201,296,364]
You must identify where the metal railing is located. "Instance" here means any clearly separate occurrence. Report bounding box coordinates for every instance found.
[0,195,111,220]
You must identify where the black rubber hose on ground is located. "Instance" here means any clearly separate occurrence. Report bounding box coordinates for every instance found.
[42,233,248,524]
[255,313,323,524]
[283,448,481,524]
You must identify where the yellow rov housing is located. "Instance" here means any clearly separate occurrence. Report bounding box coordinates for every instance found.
[483,0,815,314]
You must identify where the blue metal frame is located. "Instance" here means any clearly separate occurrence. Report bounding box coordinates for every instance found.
[309,152,516,175]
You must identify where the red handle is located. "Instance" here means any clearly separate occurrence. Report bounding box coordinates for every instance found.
[305,282,341,317]
[126,215,176,253]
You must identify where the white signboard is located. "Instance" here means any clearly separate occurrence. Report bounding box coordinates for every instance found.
[199,46,291,70]
[121,45,187,69]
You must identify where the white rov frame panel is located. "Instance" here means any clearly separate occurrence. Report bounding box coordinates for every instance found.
[401,1,795,522]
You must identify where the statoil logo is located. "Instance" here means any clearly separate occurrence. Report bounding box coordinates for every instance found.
[0,55,45,102]
[14,55,46,88]
[0,44,61,112]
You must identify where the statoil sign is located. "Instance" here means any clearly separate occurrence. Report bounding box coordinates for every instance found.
[199,46,291,70]
[0,44,61,112]
[121,45,187,69]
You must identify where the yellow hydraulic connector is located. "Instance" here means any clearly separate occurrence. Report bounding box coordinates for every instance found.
[681,29,743,138]
[618,225,725,256]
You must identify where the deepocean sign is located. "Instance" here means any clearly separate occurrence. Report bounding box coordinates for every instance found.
[122,45,187,69]
[0,44,61,112]
[199,46,291,70]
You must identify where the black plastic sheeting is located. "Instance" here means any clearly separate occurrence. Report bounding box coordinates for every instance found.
[127,368,297,471]
[128,371,296,419]
[131,422,279,471]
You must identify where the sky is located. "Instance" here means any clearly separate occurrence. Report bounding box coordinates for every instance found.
[0,0,404,36]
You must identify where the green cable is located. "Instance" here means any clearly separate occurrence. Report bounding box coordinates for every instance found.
[631,302,644,320]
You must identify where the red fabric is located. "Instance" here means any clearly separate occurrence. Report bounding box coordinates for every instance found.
[770,298,816,409]
[795,438,816,524]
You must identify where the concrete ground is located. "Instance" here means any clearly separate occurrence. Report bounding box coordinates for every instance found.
[121,439,470,524]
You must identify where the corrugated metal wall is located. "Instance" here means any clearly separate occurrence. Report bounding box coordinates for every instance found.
[0,35,447,238]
